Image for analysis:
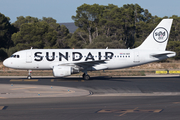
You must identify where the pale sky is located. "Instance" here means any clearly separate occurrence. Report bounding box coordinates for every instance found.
[0,0,179,23]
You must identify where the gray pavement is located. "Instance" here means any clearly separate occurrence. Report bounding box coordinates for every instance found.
[0,76,180,120]
[0,75,180,98]
[0,84,89,98]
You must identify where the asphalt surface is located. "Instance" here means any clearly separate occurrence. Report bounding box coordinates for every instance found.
[1,76,180,120]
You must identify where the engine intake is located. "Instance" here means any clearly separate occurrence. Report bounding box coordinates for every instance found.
[53,66,79,77]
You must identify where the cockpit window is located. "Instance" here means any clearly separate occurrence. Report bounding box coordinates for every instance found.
[11,55,15,57]
[11,54,20,58]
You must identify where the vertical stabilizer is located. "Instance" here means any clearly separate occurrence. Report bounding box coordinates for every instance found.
[136,19,173,51]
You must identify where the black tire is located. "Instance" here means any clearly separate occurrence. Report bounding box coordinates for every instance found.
[82,73,85,78]
[83,74,90,80]
[27,75,31,79]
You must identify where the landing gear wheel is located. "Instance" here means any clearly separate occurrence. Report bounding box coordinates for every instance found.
[83,74,90,80]
[27,70,32,79]
[82,73,85,78]
[27,75,32,79]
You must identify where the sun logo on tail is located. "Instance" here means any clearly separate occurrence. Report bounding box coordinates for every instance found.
[153,27,168,43]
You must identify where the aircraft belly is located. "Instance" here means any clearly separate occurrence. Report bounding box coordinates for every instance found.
[106,59,134,69]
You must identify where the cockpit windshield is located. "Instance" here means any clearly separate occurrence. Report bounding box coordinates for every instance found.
[11,55,20,58]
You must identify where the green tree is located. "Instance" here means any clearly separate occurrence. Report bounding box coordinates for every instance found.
[72,3,105,44]
[72,4,154,48]
[68,28,88,48]
[12,16,39,29]
[169,15,180,41]
[133,16,161,47]
[0,13,17,48]
[167,41,180,59]
[42,17,70,48]
[12,20,57,50]
[86,35,126,49]
[12,16,70,50]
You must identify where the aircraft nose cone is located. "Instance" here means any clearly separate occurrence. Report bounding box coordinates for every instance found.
[3,59,9,67]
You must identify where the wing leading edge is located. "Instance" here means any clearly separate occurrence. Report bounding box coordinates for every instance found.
[54,59,108,69]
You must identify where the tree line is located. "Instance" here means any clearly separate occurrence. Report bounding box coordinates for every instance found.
[0,3,180,61]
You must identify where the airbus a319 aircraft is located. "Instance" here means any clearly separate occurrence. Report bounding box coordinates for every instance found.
[3,19,176,80]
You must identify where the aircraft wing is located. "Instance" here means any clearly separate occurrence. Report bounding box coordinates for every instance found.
[55,59,108,69]
[74,59,107,68]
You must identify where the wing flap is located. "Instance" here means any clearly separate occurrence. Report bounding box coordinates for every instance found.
[74,59,107,67]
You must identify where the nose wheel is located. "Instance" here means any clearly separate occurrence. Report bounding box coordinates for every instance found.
[27,70,32,79]
[27,75,32,79]
[82,73,90,80]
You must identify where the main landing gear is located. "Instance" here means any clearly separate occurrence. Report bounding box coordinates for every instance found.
[27,70,32,79]
[82,73,90,80]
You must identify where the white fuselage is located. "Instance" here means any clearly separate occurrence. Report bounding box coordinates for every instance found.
[3,49,175,71]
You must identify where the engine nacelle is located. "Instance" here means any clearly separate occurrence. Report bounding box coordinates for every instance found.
[53,66,79,77]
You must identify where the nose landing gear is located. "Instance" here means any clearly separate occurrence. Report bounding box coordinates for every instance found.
[27,70,32,79]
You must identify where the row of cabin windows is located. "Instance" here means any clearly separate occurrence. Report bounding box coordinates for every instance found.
[34,55,130,58]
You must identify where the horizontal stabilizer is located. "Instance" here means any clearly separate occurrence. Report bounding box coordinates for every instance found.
[151,51,176,58]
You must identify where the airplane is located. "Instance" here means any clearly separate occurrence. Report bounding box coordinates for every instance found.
[3,19,176,80]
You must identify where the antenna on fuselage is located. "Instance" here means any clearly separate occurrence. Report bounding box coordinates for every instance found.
[31,47,33,49]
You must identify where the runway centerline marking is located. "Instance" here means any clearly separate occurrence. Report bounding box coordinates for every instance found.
[0,106,4,110]
[119,107,138,116]
[0,106,7,110]
[97,108,163,117]
[10,79,23,82]
[51,79,54,82]
[0,97,7,99]
[56,80,79,82]
[10,87,37,90]
[173,102,180,104]
[24,80,38,82]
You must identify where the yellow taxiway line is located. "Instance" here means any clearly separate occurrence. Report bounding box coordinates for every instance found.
[0,106,5,110]
[10,79,38,82]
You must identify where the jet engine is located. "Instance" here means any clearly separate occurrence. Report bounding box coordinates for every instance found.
[53,66,79,77]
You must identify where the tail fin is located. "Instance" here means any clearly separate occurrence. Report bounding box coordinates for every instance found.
[136,19,173,51]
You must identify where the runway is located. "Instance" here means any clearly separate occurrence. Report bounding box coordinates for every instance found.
[0,76,180,120]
